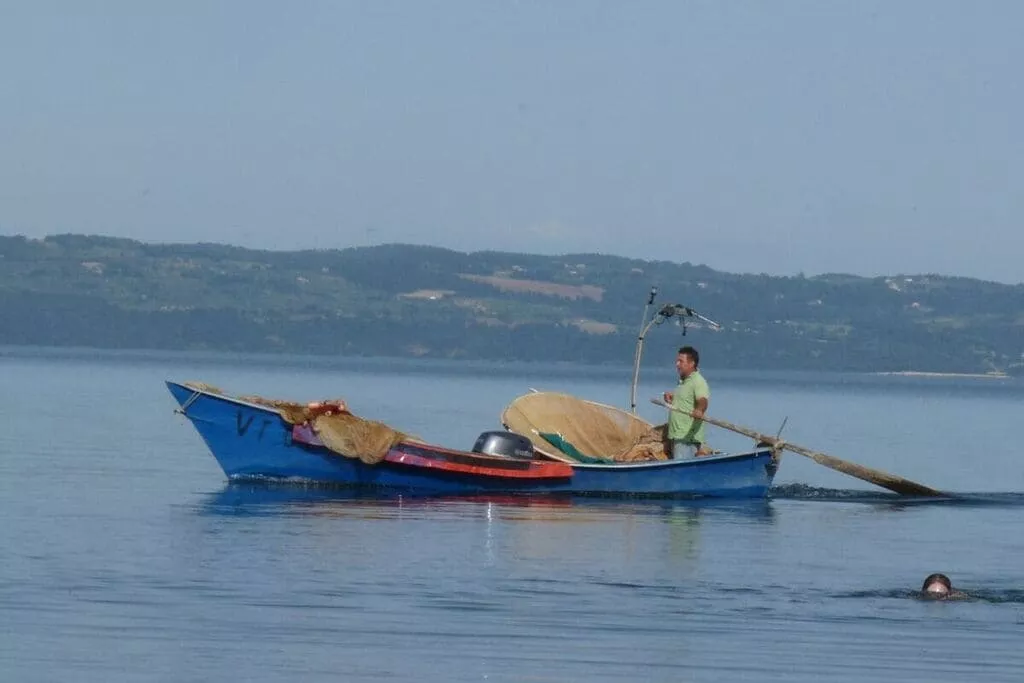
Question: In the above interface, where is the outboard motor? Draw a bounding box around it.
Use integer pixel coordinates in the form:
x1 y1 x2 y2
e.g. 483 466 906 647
471 431 535 460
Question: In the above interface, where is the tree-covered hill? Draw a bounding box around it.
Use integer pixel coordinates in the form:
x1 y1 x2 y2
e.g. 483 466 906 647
1 233 1022 374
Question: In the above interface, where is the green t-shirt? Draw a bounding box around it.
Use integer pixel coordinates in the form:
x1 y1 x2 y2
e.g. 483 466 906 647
668 370 710 443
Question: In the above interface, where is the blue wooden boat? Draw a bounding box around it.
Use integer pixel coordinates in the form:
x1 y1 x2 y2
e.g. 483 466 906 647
166 381 780 498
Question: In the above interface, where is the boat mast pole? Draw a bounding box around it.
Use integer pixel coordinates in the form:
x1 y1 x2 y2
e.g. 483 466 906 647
629 287 657 413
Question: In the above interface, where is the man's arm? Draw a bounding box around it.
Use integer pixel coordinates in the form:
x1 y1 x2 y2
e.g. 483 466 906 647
693 397 708 419
692 375 710 419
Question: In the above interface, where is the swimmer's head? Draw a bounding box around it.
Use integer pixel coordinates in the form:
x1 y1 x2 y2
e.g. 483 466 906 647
922 573 952 598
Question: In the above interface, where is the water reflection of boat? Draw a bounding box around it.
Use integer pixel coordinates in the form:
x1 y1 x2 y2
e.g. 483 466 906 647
168 381 778 499
201 482 575 515
200 482 777 522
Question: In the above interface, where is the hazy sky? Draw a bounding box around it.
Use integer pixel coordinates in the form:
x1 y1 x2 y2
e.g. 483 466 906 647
2 1 1022 282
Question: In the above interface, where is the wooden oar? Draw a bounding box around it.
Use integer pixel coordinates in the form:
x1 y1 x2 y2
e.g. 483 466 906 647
651 398 942 497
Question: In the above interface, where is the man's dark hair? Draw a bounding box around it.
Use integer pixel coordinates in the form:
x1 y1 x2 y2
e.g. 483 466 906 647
678 346 700 368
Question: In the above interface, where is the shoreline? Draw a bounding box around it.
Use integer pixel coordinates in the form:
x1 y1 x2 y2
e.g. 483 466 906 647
1 345 1018 380
873 371 1010 379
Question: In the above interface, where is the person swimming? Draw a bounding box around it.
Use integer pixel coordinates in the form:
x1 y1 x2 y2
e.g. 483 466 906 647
921 573 968 600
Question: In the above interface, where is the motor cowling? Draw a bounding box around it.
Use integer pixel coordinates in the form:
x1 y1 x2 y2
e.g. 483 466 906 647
471 431 535 460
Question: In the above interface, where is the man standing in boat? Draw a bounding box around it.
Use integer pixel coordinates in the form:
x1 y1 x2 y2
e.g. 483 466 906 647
662 346 710 460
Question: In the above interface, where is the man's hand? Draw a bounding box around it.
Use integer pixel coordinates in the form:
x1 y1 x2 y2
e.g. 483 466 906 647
692 407 705 419
663 391 674 404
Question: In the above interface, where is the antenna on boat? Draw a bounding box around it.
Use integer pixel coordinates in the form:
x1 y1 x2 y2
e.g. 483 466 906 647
629 294 721 414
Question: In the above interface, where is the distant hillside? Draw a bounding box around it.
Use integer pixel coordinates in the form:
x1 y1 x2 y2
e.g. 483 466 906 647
1 233 1022 374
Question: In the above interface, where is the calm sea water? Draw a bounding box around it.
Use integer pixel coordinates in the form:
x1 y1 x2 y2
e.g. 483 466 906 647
2 348 1023 682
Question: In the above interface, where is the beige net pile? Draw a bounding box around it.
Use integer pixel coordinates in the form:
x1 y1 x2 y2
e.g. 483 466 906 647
501 392 669 463
185 381 407 465
305 412 408 465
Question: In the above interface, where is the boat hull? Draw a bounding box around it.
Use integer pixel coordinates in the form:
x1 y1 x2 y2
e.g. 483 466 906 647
167 381 779 498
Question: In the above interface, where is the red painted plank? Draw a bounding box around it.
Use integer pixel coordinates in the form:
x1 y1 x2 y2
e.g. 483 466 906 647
383 449 573 480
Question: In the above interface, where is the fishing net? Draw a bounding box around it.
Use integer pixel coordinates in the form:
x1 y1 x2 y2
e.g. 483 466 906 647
307 412 408 465
184 381 407 465
501 392 669 463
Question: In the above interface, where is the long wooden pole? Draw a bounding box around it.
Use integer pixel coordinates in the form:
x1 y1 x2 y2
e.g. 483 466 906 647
651 399 942 497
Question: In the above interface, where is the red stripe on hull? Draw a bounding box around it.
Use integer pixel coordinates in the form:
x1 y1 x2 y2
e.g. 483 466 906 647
383 449 573 480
